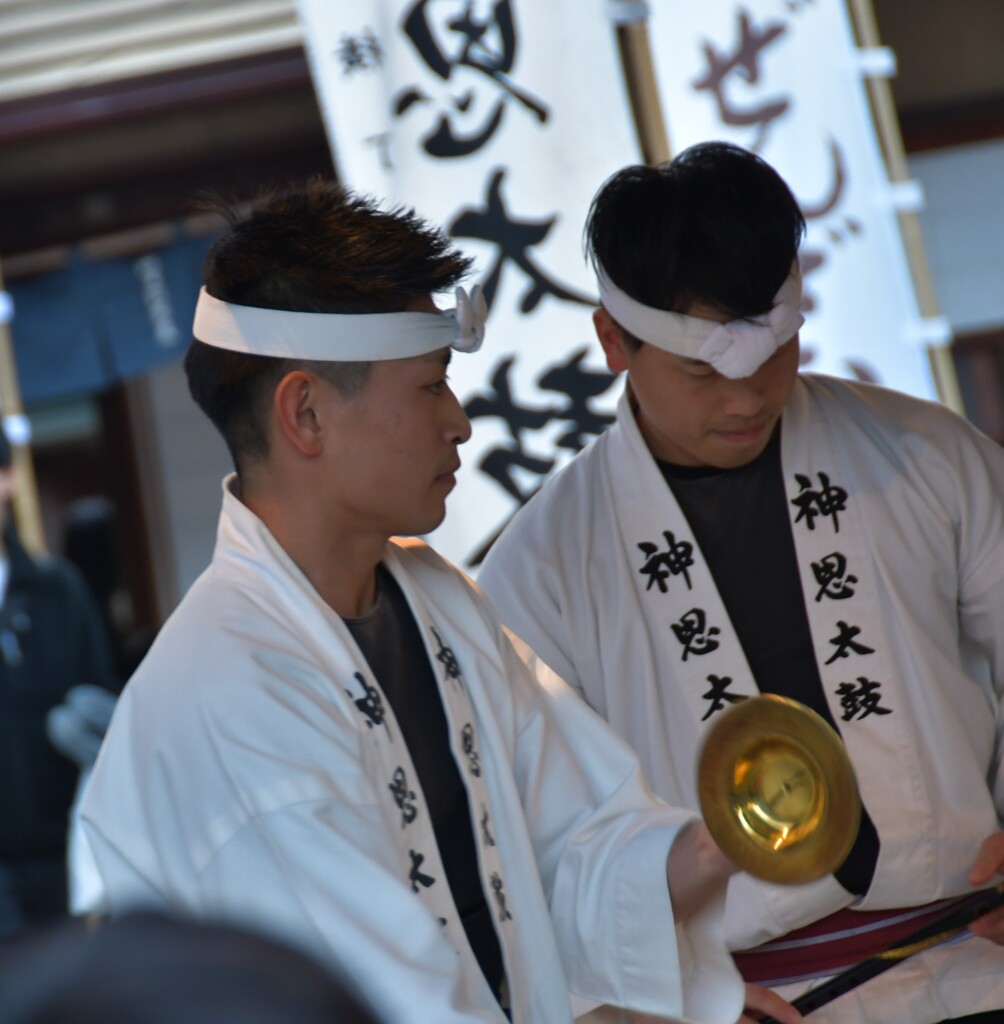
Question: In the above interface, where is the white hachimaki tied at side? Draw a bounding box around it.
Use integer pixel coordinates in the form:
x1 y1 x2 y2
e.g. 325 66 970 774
449 284 489 353
192 283 488 362
596 262 804 379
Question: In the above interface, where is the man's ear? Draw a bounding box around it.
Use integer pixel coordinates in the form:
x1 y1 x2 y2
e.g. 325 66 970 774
273 370 326 457
593 308 631 374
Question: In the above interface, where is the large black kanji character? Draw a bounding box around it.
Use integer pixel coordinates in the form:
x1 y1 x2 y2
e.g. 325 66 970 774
791 471 848 533
394 87 506 158
465 356 558 505
465 348 616 510
404 0 547 115
824 620 875 665
637 531 694 593
537 347 617 452
395 0 548 158
450 168 595 313
837 677 893 721
464 349 618 566
670 607 721 661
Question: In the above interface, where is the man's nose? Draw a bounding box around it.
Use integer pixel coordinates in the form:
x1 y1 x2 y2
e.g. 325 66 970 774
445 388 472 445
720 377 767 417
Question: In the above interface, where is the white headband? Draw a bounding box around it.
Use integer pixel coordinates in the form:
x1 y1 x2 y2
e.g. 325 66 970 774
192 285 488 361
596 263 804 379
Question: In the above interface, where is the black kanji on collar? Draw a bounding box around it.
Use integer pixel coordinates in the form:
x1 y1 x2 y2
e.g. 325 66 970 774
389 766 418 828
837 677 893 720
346 672 388 733
791 471 848 532
480 805 496 847
638 530 694 593
811 551 858 602
701 675 746 720
409 850 436 892
431 626 463 683
671 607 721 661
824 620 875 665
490 872 513 922
461 723 482 777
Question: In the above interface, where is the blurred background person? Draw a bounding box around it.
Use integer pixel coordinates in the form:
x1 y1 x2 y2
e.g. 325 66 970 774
61 495 155 683
0 426 116 938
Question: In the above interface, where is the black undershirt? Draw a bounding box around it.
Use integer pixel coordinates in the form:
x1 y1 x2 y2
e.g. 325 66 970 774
658 424 880 896
343 567 506 1002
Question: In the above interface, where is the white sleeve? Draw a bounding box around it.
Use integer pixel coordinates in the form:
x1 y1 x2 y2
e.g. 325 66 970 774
499 630 744 1024
951 423 1004 812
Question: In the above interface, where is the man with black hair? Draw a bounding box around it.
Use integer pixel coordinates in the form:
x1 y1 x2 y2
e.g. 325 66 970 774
480 142 1004 1024
77 181 795 1024
0 428 114 936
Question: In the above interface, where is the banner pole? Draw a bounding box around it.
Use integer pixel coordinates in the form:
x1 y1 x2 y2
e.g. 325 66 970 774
613 8 672 166
0 261 47 554
845 0 964 413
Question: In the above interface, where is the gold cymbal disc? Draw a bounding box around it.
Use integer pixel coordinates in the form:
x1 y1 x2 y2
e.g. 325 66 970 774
697 694 861 885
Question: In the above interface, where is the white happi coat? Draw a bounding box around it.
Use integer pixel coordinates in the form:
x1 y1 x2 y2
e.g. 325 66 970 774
77 481 744 1024
480 373 1004 1024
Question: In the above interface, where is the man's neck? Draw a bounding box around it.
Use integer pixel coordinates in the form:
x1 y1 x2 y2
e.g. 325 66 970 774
240 484 387 619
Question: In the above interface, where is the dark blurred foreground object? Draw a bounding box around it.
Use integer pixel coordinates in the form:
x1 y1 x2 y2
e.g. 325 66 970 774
0 911 381 1024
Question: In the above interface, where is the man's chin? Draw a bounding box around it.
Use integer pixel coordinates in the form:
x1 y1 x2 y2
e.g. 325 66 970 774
398 505 448 541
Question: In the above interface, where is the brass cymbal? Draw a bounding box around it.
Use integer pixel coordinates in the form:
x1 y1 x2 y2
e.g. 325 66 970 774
697 694 861 885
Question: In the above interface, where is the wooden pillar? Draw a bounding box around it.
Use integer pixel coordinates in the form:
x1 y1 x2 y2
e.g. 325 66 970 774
0 261 47 553
614 14 671 166
846 0 963 413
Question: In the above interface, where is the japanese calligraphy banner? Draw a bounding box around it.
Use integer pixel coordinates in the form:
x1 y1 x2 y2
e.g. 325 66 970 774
647 0 945 400
295 0 640 570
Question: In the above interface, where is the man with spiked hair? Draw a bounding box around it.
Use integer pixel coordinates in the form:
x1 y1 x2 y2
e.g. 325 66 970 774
78 181 796 1024
480 142 1004 1024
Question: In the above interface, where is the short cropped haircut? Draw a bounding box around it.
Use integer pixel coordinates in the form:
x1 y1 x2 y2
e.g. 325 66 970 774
585 142 805 347
185 179 472 475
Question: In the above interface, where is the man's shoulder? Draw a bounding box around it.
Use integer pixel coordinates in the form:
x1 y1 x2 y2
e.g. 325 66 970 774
799 372 967 436
129 564 300 695
802 371 939 410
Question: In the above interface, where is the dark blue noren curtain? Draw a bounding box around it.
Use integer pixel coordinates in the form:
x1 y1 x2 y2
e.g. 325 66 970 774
8 230 215 405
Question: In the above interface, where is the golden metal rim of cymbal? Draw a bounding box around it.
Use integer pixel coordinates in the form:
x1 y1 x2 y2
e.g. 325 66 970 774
697 694 862 885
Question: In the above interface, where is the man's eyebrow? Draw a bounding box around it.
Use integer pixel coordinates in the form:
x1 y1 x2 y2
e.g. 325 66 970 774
419 348 452 369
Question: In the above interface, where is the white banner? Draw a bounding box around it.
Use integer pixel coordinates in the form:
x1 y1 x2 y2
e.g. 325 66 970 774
648 0 945 400
295 0 640 569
